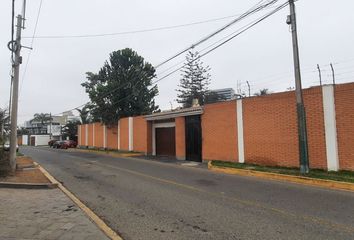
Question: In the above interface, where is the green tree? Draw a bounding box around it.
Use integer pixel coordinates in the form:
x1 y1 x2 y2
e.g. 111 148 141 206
176 51 211 108
62 120 80 141
254 88 270 96
31 113 52 125
82 48 159 125
0 108 10 143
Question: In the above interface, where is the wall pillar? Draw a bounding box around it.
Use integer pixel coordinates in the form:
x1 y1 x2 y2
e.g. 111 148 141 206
85 124 88 146
118 120 120 150
78 125 81 146
128 117 133 151
237 99 245 163
175 117 186 160
103 125 107 149
322 85 339 171
92 123 95 147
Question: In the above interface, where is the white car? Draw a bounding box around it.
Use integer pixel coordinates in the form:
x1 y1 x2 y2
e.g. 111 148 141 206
3 141 19 152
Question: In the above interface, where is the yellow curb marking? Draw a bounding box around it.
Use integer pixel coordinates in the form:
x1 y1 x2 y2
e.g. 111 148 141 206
208 162 354 193
37 163 123 240
91 160 354 234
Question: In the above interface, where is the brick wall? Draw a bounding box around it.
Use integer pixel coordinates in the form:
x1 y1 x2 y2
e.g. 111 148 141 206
93 123 104 148
175 117 186 160
87 124 93 147
335 83 354 171
133 116 148 153
106 125 118 150
243 92 299 167
119 118 129 151
79 125 85 146
202 101 238 162
303 87 327 169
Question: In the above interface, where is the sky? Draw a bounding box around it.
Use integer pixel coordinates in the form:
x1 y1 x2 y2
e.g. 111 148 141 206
1 0 354 124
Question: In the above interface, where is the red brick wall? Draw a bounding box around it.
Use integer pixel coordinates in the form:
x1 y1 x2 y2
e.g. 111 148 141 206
93 123 104 148
133 116 148 153
119 118 129 151
243 92 299 167
202 101 238 162
79 125 86 146
87 124 93 147
303 87 327 169
175 117 186 160
106 124 118 150
335 83 354 171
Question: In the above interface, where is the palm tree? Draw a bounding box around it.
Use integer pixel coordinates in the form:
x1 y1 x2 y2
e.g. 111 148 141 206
254 88 270 96
31 113 52 125
76 105 90 124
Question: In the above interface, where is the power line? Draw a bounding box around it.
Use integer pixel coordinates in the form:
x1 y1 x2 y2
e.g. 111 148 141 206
155 0 279 68
19 0 43 96
24 13 244 39
52 1 287 117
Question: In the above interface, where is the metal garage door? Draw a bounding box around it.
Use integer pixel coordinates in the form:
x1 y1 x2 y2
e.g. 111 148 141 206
155 127 176 156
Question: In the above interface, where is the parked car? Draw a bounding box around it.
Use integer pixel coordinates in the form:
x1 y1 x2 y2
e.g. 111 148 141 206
52 141 69 149
64 140 77 148
48 139 57 147
3 141 19 152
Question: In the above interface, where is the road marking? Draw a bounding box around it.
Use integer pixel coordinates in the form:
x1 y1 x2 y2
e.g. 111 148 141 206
37 164 123 240
91 160 354 234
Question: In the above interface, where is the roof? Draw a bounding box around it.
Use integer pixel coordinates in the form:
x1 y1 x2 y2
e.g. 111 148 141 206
144 106 203 121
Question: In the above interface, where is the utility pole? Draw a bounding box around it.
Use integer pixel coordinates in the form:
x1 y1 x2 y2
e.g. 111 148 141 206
317 64 322 86
287 0 309 174
330 63 335 85
9 14 23 172
49 113 52 140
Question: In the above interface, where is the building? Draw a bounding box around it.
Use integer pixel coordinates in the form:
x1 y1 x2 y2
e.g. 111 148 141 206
209 88 236 101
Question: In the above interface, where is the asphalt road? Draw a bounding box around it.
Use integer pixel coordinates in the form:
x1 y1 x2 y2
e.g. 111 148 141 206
21 146 354 240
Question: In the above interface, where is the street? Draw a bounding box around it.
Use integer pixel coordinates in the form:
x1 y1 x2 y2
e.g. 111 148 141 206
21 146 354 240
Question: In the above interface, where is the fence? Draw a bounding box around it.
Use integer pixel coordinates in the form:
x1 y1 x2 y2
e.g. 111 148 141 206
78 82 354 171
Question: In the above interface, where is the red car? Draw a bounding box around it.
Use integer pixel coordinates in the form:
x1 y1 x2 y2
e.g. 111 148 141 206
64 140 77 148
53 141 69 149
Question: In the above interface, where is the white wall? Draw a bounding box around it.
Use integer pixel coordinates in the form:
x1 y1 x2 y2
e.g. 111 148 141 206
31 135 51 146
22 135 29 145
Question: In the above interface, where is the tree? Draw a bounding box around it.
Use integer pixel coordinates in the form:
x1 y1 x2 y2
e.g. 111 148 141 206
17 127 29 135
82 48 159 125
62 120 80 141
254 88 270 96
0 108 10 142
76 104 90 124
31 113 52 125
176 51 211 108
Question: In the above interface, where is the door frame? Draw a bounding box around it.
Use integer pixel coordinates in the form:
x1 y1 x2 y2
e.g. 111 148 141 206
185 115 202 162
152 122 176 156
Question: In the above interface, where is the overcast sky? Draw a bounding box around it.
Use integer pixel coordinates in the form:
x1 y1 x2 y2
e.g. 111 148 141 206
1 0 354 124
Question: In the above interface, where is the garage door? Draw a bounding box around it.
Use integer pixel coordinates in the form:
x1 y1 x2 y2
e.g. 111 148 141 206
155 127 176 156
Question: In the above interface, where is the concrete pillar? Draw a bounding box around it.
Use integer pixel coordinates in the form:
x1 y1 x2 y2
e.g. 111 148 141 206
85 124 88 146
118 120 120 150
237 99 245 163
128 117 133 151
103 125 107 149
322 85 339 171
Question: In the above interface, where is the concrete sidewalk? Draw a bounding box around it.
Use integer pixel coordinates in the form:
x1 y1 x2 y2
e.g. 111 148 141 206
0 188 109 240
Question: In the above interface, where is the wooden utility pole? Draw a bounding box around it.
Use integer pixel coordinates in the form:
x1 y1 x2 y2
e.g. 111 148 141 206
287 0 309 174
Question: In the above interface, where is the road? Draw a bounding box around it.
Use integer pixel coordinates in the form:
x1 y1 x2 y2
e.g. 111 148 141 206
21 146 354 240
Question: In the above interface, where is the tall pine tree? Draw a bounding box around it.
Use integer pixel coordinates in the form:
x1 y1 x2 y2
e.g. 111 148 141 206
176 51 211 108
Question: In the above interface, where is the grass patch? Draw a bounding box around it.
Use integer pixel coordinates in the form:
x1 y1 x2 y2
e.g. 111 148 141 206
211 160 354 184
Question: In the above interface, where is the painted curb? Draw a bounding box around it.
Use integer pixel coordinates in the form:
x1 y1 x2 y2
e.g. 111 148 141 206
208 162 354 192
37 163 123 240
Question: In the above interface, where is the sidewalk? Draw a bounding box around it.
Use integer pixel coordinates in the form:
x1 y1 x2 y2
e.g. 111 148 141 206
0 188 109 240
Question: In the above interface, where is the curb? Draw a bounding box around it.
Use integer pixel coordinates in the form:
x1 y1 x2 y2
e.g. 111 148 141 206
69 148 142 158
37 163 123 240
208 162 354 192
0 182 57 189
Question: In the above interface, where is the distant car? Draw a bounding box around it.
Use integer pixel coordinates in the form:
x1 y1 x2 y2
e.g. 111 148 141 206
48 139 57 147
64 140 77 148
3 141 19 152
52 141 69 149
